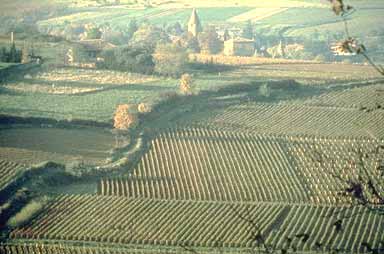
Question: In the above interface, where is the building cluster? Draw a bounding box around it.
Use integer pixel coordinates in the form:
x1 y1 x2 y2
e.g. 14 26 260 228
187 8 256 57
66 8 256 66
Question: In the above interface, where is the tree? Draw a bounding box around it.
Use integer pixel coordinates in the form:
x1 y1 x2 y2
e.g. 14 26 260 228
242 20 254 39
113 104 138 130
100 46 155 74
153 43 188 77
130 24 169 50
86 27 102 39
167 22 184 36
198 26 222 54
127 19 138 40
184 33 200 53
180 73 193 95
328 0 384 75
0 47 7 62
138 103 152 113
223 28 230 41
71 44 89 63
8 43 21 63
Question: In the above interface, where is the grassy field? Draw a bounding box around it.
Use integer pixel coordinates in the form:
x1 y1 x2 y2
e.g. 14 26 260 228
0 62 18 70
0 127 115 165
0 67 178 123
25 0 383 41
0 63 381 123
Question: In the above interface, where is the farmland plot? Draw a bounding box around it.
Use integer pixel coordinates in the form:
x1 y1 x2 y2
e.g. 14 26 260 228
8 195 382 253
0 160 24 193
4 68 158 95
0 68 175 122
302 83 384 110
9 195 286 248
202 103 384 139
99 127 309 202
286 136 384 204
227 8 289 23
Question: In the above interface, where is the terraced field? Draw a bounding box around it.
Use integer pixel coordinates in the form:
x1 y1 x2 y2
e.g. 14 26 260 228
99 126 383 205
303 83 384 109
0 160 24 193
201 103 384 139
286 136 384 204
10 195 285 248
266 205 384 253
8 195 383 253
99 128 308 202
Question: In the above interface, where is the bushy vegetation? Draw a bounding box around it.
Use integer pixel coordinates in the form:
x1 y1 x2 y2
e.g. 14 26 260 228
179 73 193 95
0 43 22 63
113 104 138 130
153 43 188 77
99 46 154 74
7 198 48 228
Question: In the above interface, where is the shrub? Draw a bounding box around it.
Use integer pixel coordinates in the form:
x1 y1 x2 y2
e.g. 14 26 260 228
7 198 48 228
198 26 222 54
259 83 271 98
100 46 154 74
138 103 152 113
180 73 193 95
113 104 138 130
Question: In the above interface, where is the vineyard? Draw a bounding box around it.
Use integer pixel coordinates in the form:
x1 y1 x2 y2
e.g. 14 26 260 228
98 127 383 206
0 160 24 193
9 195 284 248
8 195 383 253
99 128 309 202
303 83 384 110
200 103 384 139
286 136 384 204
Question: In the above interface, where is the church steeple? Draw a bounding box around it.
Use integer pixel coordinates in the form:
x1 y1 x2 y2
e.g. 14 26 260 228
188 8 202 37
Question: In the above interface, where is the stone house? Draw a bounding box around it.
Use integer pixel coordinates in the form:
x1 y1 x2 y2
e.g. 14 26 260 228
223 38 255 56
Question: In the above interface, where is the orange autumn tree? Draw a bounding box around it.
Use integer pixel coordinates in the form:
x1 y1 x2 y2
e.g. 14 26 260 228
113 104 138 130
180 73 193 95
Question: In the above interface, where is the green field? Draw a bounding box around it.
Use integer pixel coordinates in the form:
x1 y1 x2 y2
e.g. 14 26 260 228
0 62 18 70
0 68 179 123
0 127 115 165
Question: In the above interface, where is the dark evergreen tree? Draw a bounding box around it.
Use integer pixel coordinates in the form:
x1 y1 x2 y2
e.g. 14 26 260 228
9 42 17 62
0 47 7 62
242 20 254 39
127 19 138 40
198 26 222 54
223 29 230 41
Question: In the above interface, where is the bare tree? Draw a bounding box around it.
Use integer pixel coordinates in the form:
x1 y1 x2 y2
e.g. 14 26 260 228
328 0 384 75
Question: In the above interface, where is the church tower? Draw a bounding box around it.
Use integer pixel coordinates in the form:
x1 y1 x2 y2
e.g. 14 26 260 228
188 8 202 37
